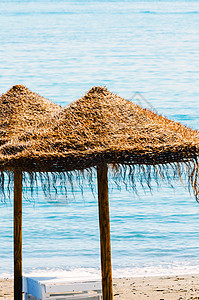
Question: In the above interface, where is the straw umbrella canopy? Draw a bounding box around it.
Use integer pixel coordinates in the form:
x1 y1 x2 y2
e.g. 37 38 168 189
1 86 199 171
0 85 61 300
0 84 61 151
0 86 199 300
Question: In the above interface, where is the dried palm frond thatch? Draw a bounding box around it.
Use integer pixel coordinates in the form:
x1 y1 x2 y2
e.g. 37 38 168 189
0 84 61 147
0 86 198 200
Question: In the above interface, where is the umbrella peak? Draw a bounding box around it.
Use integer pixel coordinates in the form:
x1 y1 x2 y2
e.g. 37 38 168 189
86 86 109 95
70 86 112 108
66 86 127 112
8 84 29 93
0 84 60 111
0 85 61 145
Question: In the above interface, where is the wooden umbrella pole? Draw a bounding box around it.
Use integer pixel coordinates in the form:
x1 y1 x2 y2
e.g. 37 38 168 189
14 170 23 300
97 163 113 300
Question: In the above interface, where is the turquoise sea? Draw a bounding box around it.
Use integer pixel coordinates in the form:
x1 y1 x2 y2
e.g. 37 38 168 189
0 0 199 278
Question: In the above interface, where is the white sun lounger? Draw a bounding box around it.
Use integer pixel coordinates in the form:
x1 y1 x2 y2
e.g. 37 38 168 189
23 277 102 300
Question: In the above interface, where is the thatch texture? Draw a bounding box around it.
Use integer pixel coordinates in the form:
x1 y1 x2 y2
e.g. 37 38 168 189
0 86 198 199
0 85 61 147
1 86 198 170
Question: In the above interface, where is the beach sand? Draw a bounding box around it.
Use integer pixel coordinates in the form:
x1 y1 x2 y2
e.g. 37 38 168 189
1 274 199 299
0 279 13 299
114 274 199 300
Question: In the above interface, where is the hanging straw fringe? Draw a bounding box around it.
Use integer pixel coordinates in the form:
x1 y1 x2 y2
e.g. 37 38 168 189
0 158 198 202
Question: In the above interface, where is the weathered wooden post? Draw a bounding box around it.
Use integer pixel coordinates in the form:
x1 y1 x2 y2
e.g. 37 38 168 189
14 170 23 300
97 163 113 300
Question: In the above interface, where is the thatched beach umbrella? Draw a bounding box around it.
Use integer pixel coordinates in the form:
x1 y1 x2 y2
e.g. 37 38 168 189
1 86 199 300
0 85 60 147
0 85 61 300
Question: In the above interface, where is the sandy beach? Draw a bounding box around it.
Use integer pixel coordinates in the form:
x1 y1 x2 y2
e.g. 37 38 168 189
114 274 199 300
0 279 13 299
1 274 199 299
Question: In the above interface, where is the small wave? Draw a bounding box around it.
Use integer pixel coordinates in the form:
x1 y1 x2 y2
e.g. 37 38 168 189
113 263 199 278
1 262 199 280
138 10 199 14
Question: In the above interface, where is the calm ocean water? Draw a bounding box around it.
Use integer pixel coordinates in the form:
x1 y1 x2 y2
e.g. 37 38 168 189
0 0 199 278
